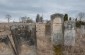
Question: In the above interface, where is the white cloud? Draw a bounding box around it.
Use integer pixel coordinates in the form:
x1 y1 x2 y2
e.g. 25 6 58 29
0 0 85 21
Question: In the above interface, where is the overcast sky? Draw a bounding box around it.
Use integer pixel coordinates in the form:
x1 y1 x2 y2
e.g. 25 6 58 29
0 0 85 22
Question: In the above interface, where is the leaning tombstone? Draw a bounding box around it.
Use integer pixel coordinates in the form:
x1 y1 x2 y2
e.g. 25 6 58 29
0 35 15 55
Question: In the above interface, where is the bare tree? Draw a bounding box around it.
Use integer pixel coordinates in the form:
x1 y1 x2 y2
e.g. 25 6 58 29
78 12 85 21
6 14 11 23
20 16 27 23
26 17 33 23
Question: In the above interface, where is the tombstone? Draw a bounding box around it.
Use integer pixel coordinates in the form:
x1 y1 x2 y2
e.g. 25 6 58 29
51 13 64 55
10 25 37 55
81 25 85 35
64 21 75 46
0 35 15 55
64 20 76 55
36 22 53 55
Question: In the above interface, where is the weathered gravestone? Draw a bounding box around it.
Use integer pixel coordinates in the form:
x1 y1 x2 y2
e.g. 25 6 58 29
51 13 64 55
36 22 53 55
10 25 37 55
0 35 15 55
64 21 75 46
